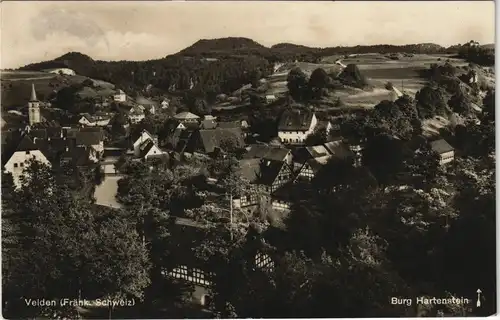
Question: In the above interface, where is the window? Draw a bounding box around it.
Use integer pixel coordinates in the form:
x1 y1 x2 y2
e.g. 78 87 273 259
26 151 30 155
20 163 24 168
13 163 18 168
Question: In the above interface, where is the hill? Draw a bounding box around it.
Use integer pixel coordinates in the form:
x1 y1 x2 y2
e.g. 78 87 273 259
178 37 270 56
1 71 115 109
13 38 468 106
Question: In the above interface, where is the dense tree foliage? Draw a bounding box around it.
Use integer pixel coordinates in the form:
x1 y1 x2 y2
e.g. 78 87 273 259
415 85 448 119
3 161 150 319
287 67 309 102
458 41 495 66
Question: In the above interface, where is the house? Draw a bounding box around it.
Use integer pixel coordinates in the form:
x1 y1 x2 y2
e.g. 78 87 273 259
113 89 127 102
78 113 112 127
186 128 244 155
430 139 455 165
129 106 145 124
242 144 292 165
296 156 331 181
168 129 195 153
174 112 200 124
294 141 354 180
137 139 166 160
161 99 170 109
61 146 99 167
135 96 158 114
176 121 200 131
132 130 157 156
65 127 105 157
467 70 479 84
278 109 318 145
265 94 277 104
235 158 294 211
3 134 51 189
42 68 76 76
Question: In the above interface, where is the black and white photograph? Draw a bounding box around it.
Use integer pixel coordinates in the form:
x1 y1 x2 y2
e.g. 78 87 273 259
0 1 496 318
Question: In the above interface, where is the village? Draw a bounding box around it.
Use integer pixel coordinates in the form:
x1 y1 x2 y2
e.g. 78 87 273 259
1 1 496 318
3 78 460 212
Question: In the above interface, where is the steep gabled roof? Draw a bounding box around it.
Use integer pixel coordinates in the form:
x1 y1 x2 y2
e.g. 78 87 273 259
259 159 286 186
80 113 95 122
242 144 291 162
16 134 38 151
75 130 103 146
305 145 330 158
138 139 156 158
30 83 38 102
278 109 314 131
196 128 244 153
323 141 354 159
239 158 262 183
430 139 454 154
174 112 200 120
132 129 155 144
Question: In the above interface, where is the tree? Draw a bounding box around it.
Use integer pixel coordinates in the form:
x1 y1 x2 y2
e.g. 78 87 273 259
287 67 308 102
440 158 495 316
337 64 367 88
249 69 262 88
481 89 495 125
399 137 441 189
308 68 330 99
3 161 151 319
89 211 151 319
448 90 472 115
362 134 405 186
111 112 128 136
415 85 447 119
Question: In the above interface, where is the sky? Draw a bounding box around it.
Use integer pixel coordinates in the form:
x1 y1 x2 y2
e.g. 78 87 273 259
0 1 495 68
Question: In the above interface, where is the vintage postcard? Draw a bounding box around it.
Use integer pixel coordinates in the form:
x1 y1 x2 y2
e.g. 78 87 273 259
0 1 495 318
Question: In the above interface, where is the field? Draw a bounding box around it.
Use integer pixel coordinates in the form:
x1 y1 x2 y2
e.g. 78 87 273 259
1 71 115 109
263 53 470 108
1 71 57 81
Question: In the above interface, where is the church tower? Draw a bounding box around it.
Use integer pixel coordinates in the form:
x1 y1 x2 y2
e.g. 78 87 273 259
28 83 41 125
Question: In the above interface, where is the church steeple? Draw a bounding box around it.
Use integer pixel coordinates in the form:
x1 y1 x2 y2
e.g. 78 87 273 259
28 83 41 125
30 83 38 102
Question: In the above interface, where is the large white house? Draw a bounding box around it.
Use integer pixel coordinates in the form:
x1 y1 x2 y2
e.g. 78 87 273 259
278 109 317 145
3 135 51 189
78 113 112 127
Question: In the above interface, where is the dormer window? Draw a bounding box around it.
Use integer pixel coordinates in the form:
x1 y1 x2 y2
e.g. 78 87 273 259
26 151 30 155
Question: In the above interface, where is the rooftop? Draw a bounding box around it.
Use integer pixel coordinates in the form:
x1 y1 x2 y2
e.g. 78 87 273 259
243 144 291 162
278 109 315 131
174 112 200 120
430 139 454 154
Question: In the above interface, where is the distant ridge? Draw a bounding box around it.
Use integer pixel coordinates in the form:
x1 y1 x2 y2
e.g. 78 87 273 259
18 37 472 69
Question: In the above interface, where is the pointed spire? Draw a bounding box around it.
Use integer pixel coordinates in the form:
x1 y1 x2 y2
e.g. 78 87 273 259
30 83 38 102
